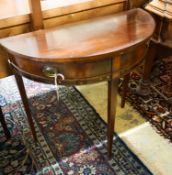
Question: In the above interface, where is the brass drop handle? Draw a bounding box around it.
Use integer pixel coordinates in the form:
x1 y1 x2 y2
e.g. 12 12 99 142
42 66 57 77
56 73 65 84
42 65 65 101
42 66 65 81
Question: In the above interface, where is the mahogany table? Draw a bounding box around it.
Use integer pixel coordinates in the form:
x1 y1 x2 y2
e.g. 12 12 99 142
0 8 155 158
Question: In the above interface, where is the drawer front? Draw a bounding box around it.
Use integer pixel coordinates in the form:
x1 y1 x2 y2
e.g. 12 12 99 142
11 43 147 85
13 58 111 85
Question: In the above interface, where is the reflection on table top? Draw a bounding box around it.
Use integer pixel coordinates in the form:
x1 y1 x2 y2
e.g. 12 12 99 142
0 8 155 63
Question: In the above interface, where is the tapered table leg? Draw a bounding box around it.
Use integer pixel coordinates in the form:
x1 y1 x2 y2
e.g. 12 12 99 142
14 73 37 141
107 79 118 159
0 106 11 139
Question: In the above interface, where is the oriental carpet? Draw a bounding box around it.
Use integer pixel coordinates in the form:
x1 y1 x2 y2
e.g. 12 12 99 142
122 56 172 142
0 76 152 175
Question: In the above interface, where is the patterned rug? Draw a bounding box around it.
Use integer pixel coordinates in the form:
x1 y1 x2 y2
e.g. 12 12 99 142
124 56 172 142
0 76 152 175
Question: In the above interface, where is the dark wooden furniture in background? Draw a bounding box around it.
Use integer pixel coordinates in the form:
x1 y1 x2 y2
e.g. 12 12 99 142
0 7 155 158
136 0 172 100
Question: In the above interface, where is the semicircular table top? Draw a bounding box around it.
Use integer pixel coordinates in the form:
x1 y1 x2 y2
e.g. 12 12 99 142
0 8 155 63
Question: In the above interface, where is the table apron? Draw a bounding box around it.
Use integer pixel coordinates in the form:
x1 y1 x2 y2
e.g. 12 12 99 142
10 43 147 85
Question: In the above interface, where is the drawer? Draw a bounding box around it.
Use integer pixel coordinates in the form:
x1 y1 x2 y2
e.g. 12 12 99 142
13 57 111 85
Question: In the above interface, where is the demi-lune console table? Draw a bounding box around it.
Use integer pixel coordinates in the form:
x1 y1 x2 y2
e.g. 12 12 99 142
0 8 155 158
